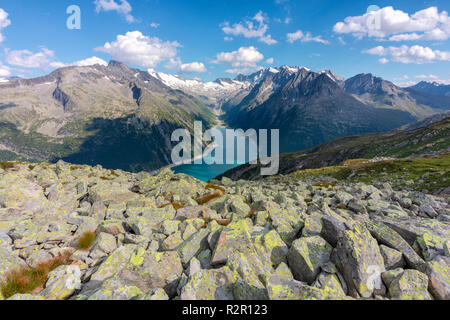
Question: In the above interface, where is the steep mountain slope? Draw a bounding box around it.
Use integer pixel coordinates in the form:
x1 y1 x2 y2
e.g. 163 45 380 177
344 73 450 117
409 81 450 97
219 116 450 181
0 61 216 171
225 66 417 153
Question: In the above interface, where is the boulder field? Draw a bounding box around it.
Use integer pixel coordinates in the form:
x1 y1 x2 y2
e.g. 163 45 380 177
0 161 448 300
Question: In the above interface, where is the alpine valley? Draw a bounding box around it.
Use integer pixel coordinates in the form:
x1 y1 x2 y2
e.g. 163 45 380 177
1 61 449 173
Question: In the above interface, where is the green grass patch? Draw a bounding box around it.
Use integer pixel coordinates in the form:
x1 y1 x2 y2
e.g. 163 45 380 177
0 252 72 299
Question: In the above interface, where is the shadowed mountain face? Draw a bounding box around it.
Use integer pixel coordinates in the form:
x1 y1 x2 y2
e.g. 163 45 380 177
0 61 216 171
225 67 421 154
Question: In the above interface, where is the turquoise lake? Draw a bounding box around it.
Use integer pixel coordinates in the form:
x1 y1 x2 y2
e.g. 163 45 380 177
171 128 252 181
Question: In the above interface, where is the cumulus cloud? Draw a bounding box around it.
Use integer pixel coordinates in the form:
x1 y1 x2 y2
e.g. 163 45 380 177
5 47 65 70
265 57 274 64
96 31 181 68
287 30 330 44
0 8 11 43
150 22 160 28
378 58 389 64
94 0 135 23
73 56 108 67
213 46 264 74
333 6 450 41
164 58 207 73
364 45 450 64
179 62 207 73
221 11 277 45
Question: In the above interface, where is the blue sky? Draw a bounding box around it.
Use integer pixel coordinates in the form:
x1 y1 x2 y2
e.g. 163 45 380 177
0 0 449 86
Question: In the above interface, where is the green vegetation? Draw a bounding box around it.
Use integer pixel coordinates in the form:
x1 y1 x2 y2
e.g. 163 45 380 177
0 252 72 299
289 155 450 194
76 231 97 250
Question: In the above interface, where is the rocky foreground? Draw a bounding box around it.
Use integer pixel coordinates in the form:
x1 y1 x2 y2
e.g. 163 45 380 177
0 161 449 300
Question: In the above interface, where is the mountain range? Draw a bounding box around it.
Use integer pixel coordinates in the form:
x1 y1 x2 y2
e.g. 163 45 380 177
1 61 449 172
410 81 450 97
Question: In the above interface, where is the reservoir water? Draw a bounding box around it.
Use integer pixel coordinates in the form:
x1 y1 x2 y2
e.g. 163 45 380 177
172 127 253 181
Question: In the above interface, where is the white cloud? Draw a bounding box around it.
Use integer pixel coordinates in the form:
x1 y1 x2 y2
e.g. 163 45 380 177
378 58 389 64
0 8 11 43
0 61 11 79
415 74 439 79
265 57 274 64
221 11 277 45
163 57 207 74
96 31 181 68
179 62 207 73
213 46 264 74
94 0 135 23
287 30 330 44
224 36 233 41
73 56 108 67
338 36 346 45
333 6 450 41
364 45 450 64
150 22 160 28
5 47 64 71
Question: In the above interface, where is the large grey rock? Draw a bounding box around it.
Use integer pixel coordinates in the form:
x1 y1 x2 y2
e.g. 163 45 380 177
335 223 385 298
180 267 235 300
287 236 332 284
389 269 432 300
425 256 450 300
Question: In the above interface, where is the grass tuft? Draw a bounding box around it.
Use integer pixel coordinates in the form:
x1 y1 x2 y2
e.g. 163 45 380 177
0 162 16 170
0 251 72 299
76 231 97 250
159 202 185 210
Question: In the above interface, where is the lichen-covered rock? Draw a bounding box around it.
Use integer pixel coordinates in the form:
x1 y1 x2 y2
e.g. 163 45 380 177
274 262 294 281
97 220 125 236
335 223 385 298
87 245 136 290
89 232 117 259
312 272 346 297
161 219 181 236
380 245 405 270
176 228 210 265
137 288 170 300
287 236 332 284
301 213 323 237
320 216 350 247
116 248 183 297
388 269 432 300
227 251 270 300
365 220 426 272
425 256 450 300
416 233 447 261
211 219 253 266
41 265 81 300
382 268 404 289
180 267 235 300
266 275 345 300
254 230 288 267
160 232 183 251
